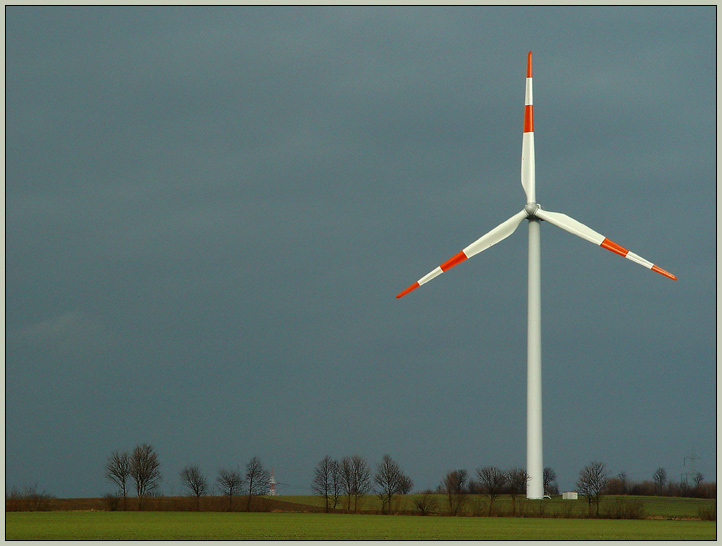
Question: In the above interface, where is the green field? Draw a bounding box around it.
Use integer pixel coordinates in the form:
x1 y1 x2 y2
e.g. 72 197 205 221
285 493 715 519
5 511 716 540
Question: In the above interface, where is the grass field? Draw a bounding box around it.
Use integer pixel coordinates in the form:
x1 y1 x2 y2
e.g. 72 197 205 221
5 511 717 540
284 493 715 519
17 492 714 519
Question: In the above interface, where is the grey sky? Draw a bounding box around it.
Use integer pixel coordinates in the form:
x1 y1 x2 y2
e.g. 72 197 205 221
6 6 715 497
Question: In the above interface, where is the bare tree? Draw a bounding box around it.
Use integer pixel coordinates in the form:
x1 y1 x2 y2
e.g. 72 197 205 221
339 456 355 512
507 468 529 516
477 466 507 516
129 443 161 510
374 454 412 514
398 474 414 495
245 456 270 511
440 469 468 516
180 465 208 510
413 491 438 515
351 455 372 513
340 455 372 513
217 468 244 511
543 467 557 496
329 459 342 509
576 461 608 516
312 455 339 513
693 472 704 488
105 450 131 509
652 467 667 494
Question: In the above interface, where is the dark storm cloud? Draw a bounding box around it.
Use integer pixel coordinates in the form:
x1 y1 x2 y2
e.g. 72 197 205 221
6 6 715 497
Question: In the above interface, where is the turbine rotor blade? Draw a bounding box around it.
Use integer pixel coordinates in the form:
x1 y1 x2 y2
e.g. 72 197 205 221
521 51 535 204
534 208 677 280
396 209 529 298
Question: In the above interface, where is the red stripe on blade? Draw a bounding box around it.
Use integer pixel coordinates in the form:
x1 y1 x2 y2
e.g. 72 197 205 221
396 282 420 299
440 251 468 272
600 238 629 257
524 105 534 133
652 265 677 281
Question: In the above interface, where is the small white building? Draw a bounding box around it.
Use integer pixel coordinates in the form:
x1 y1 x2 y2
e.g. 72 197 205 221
562 491 578 500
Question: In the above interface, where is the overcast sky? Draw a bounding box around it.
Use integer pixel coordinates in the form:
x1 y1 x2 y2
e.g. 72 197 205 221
6 6 715 498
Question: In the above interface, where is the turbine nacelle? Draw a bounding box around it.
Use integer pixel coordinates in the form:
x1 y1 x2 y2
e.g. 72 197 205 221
524 203 540 217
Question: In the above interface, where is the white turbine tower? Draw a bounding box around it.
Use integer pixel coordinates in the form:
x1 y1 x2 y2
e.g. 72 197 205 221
396 51 676 500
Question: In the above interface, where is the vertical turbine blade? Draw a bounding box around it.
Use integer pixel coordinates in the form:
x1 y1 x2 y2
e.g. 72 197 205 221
396 210 529 298
521 51 535 204
534 208 677 280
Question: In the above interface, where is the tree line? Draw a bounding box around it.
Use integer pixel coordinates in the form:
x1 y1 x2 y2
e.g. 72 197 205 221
6 446 714 515
422 466 549 517
99 446 711 515
593 464 714 500
5 484 54 512
571 461 715 517
311 458 590 517
312 454 413 514
105 443 270 511
310 455 563 516
311 456 715 518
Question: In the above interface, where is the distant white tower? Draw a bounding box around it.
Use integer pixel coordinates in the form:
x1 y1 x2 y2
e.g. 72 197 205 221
269 467 278 496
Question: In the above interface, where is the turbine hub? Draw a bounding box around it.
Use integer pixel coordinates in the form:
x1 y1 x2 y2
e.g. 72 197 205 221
525 202 540 217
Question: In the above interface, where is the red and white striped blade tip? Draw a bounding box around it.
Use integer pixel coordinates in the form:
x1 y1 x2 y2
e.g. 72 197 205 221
651 265 677 281
396 283 419 299
599 238 677 281
527 51 532 77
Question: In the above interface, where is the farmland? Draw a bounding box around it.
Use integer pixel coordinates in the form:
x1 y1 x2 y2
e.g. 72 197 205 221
5 511 716 541
281 493 716 519
5 494 716 540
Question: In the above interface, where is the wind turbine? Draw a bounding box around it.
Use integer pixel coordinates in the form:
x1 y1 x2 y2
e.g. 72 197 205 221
396 52 676 500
